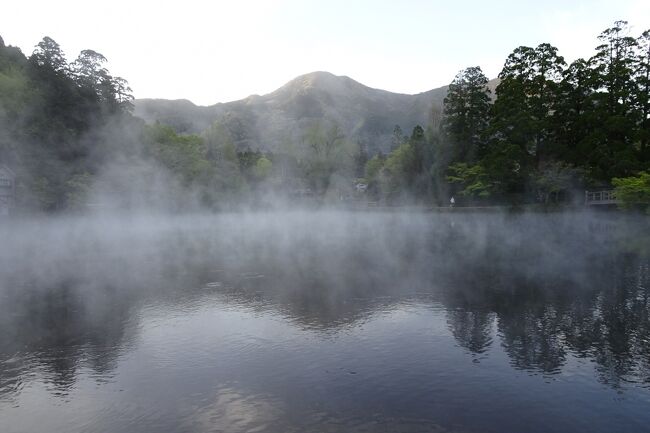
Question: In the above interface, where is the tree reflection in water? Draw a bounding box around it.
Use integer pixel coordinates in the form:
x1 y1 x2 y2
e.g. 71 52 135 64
0 211 648 404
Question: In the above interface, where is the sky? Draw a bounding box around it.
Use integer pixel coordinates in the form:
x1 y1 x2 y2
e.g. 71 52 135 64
2 0 649 106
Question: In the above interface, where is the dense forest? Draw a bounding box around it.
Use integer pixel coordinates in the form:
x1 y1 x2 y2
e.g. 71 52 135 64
0 20 649 212
367 20 650 208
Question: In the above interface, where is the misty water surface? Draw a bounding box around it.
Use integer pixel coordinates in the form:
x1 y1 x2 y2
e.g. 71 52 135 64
0 211 649 433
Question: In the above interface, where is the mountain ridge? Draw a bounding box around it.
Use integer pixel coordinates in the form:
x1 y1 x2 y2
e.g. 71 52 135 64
134 71 496 154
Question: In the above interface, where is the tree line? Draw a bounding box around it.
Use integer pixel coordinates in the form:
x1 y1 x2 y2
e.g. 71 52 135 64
1 20 649 212
0 35 136 210
0 33 369 211
365 20 650 209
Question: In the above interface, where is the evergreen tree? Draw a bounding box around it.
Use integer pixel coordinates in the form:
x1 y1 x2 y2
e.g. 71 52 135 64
586 21 639 179
391 125 404 151
591 21 637 117
635 30 650 161
31 36 68 73
442 66 491 164
483 43 565 195
552 59 593 165
494 44 565 167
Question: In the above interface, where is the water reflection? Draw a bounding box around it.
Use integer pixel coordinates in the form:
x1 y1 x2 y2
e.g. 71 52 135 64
440 255 650 386
0 212 649 432
0 284 138 399
446 309 495 359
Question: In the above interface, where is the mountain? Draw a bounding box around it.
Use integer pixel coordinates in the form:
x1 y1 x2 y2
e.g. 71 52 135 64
134 71 495 155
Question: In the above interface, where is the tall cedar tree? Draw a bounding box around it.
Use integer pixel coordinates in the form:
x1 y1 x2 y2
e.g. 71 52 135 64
586 20 639 178
442 66 491 164
635 30 650 161
482 44 565 194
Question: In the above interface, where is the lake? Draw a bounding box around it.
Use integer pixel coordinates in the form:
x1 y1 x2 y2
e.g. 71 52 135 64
0 211 649 433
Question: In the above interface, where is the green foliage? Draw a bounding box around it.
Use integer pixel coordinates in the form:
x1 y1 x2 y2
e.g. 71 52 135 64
301 122 359 194
146 124 211 184
0 66 29 110
201 120 247 197
204 121 237 162
253 156 272 180
382 142 416 200
578 20 642 178
391 125 404 151
31 37 68 73
442 66 491 163
533 161 581 204
364 155 384 181
359 124 436 203
363 154 386 200
2 20 650 211
489 43 565 177
635 30 650 159
612 171 650 211
438 20 650 206
0 65 30 162
447 163 494 198
0 35 139 211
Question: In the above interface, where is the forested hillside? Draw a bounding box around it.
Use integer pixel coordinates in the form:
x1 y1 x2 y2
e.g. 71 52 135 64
0 36 253 211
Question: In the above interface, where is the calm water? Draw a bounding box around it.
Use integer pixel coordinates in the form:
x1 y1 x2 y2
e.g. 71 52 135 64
0 211 649 433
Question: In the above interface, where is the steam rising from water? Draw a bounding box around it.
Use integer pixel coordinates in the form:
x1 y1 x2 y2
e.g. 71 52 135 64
1 210 640 291
1 209 646 363
0 210 649 433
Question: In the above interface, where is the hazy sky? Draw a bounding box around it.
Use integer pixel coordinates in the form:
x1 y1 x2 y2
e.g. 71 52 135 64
2 0 649 105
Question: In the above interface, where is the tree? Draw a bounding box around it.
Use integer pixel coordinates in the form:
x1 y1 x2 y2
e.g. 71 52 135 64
302 121 358 195
493 44 565 167
533 161 581 204
391 125 404 151
552 58 593 165
442 66 491 163
447 162 494 199
409 124 435 199
72 50 108 87
585 21 639 179
108 76 134 113
202 121 245 196
612 171 650 212
31 37 68 73
253 156 273 181
382 142 416 202
146 124 211 185
635 30 650 160
410 125 426 170
364 154 385 200
0 41 30 164
591 21 638 117
365 154 385 181
354 140 368 177
71 49 132 113
483 43 566 196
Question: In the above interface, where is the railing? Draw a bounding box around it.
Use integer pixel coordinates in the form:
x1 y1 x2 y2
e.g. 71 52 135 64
585 190 619 205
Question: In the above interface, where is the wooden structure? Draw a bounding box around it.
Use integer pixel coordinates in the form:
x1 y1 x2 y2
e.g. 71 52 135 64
0 165 15 216
585 190 619 206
